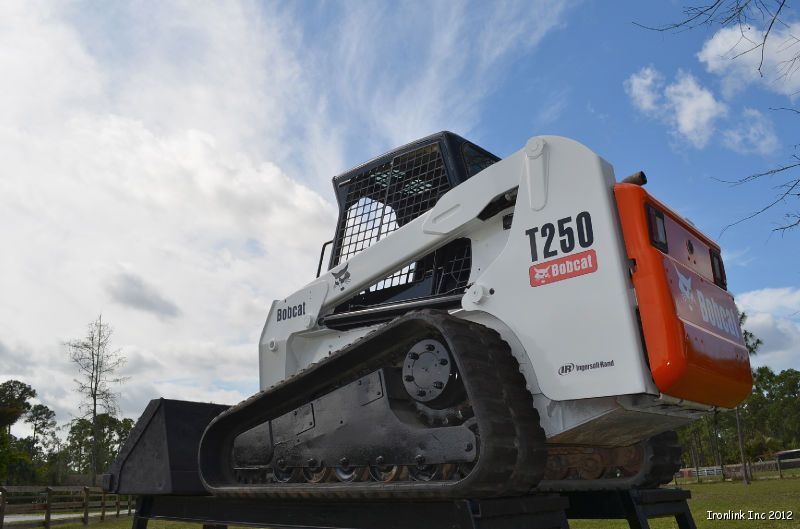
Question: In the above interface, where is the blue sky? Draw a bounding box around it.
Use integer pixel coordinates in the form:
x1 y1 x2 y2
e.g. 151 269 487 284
1 1 797 430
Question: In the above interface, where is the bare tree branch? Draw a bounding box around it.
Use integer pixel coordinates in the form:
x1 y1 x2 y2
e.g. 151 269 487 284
769 106 800 114
66 314 128 486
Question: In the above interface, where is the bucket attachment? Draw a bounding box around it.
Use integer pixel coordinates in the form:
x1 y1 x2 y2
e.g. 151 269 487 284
103 398 228 495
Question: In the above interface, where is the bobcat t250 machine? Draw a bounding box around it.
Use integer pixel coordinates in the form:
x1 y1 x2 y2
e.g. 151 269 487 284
106 132 751 503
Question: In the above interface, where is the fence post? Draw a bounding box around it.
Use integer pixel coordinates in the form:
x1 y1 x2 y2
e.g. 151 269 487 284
44 487 53 529
115 494 120 517
82 486 89 525
776 457 783 479
127 496 132 515
100 491 106 521
0 486 7 529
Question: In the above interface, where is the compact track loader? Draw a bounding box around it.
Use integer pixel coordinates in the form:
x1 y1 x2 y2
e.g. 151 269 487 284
106 133 751 502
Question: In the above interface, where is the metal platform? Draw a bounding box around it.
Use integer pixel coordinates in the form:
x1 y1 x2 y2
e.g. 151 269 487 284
132 494 570 529
566 487 696 529
130 488 697 529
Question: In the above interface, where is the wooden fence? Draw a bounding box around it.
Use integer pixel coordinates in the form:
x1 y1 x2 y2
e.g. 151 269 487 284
678 456 800 480
0 486 134 529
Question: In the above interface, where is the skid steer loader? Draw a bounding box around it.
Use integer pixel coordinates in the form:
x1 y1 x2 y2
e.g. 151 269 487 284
105 132 751 501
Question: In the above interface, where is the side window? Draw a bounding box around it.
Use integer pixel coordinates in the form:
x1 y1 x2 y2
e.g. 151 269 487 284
339 197 415 290
339 196 397 259
462 142 498 177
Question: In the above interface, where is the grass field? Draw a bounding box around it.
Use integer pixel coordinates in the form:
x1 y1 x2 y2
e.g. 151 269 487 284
573 478 800 529
45 477 800 529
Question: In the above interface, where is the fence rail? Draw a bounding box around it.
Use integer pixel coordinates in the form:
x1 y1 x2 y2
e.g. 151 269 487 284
678 457 800 480
0 486 134 529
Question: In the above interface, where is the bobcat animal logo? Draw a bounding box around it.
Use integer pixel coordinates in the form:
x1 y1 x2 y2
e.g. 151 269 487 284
332 264 351 291
533 266 549 282
676 266 694 310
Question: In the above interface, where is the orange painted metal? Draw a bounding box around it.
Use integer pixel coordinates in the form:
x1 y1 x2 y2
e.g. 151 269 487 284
614 184 752 408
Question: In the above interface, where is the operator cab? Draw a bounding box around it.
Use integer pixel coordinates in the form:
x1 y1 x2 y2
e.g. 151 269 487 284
323 132 499 327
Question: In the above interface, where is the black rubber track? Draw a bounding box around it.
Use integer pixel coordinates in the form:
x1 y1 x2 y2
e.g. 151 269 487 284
198 310 547 500
536 431 683 491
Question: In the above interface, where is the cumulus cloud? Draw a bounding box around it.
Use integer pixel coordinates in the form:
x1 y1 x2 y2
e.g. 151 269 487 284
625 67 726 148
0 1 568 431
624 65 664 114
722 108 780 155
664 72 728 148
698 23 800 99
738 287 800 317
737 287 800 373
625 67 781 155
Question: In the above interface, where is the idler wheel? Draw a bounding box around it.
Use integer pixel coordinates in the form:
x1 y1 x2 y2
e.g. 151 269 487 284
403 339 453 403
302 463 331 483
334 465 367 482
577 453 605 480
408 463 443 481
272 466 301 483
368 464 403 482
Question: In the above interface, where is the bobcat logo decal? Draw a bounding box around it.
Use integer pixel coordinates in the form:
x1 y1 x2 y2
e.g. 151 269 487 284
532 266 550 281
676 265 695 310
331 264 351 291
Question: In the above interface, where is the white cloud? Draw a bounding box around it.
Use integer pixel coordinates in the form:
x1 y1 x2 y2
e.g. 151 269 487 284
625 67 727 148
698 23 800 99
318 1 570 160
737 287 800 373
664 71 728 148
624 65 664 114
0 1 568 431
723 108 780 155
738 287 800 317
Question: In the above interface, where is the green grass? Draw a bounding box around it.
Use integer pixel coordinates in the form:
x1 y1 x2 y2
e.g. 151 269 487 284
573 478 800 529
55 518 252 529
41 479 800 529
55 519 247 529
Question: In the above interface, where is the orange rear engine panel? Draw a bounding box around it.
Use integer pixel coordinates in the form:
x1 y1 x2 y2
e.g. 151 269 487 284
614 184 752 408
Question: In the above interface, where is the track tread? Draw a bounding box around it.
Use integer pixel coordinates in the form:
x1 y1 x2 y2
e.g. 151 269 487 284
199 310 546 499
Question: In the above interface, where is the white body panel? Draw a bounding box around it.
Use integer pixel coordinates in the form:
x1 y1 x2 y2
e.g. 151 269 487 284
258 136 692 441
459 137 656 400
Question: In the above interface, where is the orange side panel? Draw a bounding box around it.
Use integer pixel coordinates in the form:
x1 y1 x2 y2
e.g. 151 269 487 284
614 184 752 408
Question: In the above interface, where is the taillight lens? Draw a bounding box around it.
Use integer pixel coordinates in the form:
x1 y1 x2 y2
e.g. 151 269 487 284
646 204 668 252
710 249 727 290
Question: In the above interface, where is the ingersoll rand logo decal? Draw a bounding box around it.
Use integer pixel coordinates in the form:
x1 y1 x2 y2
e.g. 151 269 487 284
525 212 598 287
558 360 615 376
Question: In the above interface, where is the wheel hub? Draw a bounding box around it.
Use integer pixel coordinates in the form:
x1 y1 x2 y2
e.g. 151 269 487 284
402 339 452 403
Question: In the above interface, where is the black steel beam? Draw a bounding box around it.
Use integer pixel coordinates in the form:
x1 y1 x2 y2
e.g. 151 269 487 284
134 494 569 529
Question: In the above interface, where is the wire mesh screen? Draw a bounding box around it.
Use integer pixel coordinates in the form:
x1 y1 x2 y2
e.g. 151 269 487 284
331 143 452 294
436 239 472 294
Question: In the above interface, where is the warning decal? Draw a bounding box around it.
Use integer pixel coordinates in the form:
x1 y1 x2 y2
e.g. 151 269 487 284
529 249 598 287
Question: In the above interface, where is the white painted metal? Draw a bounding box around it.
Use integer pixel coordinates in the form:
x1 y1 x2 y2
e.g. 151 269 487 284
257 135 695 442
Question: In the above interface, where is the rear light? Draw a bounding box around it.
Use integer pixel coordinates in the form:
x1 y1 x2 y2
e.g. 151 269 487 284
710 249 728 290
646 205 668 252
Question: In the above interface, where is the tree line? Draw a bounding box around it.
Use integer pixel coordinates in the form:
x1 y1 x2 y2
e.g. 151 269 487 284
0 316 130 485
677 365 800 469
